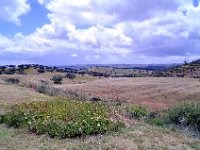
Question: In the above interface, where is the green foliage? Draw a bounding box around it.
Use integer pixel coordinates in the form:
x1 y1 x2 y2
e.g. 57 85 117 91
165 102 200 130
125 105 148 120
146 118 164 126
4 78 20 84
51 75 63 84
1 99 124 138
0 115 4 124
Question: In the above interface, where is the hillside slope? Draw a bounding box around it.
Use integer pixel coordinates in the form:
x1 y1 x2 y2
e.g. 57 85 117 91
154 60 200 78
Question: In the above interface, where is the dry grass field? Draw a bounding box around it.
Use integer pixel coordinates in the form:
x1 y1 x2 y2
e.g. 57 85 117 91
56 77 200 110
0 84 53 106
1 75 200 110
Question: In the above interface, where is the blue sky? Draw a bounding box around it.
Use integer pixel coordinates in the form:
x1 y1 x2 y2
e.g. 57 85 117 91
0 0 49 36
0 0 200 65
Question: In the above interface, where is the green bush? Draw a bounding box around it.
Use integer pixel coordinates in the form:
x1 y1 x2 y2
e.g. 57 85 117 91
1 99 124 138
146 118 164 126
165 102 200 130
4 78 20 84
125 105 148 120
0 115 4 123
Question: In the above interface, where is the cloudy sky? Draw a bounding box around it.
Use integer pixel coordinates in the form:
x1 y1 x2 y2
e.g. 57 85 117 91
0 0 200 65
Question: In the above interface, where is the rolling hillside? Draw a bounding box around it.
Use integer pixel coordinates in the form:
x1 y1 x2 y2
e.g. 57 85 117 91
154 59 200 78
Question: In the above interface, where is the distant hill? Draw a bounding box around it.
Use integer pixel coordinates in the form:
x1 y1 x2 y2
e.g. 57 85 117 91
59 64 178 71
0 63 181 77
154 59 200 78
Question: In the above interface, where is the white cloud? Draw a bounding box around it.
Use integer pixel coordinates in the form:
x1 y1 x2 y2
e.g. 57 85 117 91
0 0 200 64
0 0 30 25
71 53 77 57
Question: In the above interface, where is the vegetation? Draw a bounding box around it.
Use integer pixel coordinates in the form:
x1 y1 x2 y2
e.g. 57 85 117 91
146 118 164 126
0 64 153 77
0 99 124 138
4 78 20 84
51 75 63 84
88 67 151 78
164 102 200 131
65 73 76 80
37 68 45 73
125 105 148 120
155 59 200 78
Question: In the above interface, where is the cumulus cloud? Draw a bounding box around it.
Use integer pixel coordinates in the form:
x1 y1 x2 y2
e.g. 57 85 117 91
0 0 200 64
0 0 30 25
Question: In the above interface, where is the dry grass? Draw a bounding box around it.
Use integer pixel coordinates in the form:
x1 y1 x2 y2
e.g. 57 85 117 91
0 82 53 106
1 75 200 111
0 73 98 86
56 77 200 110
0 122 199 150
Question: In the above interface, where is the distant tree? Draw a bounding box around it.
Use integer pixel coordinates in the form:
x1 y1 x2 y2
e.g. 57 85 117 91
184 60 188 65
0 66 6 71
79 71 86 76
39 65 45 70
4 69 15 75
51 75 63 84
18 65 25 70
65 73 76 80
8 65 16 68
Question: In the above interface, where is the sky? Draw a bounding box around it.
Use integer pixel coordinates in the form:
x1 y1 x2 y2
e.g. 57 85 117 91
0 0 200 65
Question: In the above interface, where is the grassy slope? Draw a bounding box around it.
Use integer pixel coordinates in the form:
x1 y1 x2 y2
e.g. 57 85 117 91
0 122 199 150
89 67 151 77
160 60 200 77
0 82 54 110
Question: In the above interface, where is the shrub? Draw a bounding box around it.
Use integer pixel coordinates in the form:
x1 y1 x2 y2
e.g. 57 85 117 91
37 69 45 73
65 73 76 80
4 70 15 75
40 80 49 85
0 114 4 123
165 102 200 130
51 75 63 84
125 105 148 120
36 84 48 94
146 118 164 126
4 78 20 84
0 99 124 138
90 97 102 102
